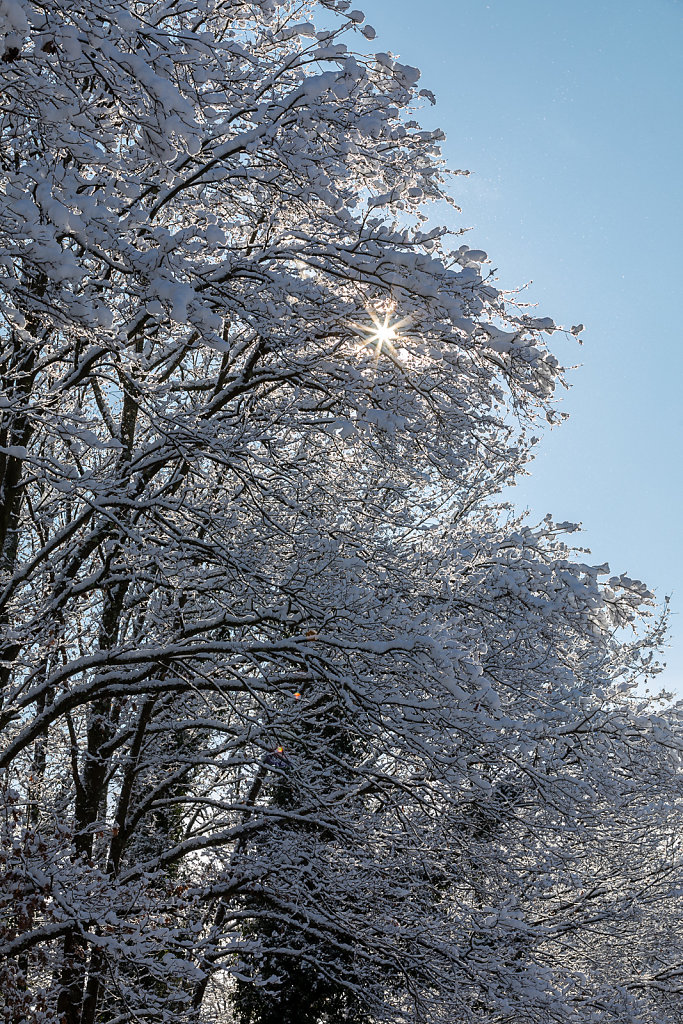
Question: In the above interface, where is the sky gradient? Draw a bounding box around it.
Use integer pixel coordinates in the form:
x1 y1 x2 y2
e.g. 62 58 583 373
358 0 683 692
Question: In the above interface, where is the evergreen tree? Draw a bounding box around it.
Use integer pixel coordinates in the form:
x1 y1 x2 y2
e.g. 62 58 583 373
232 709 374 1024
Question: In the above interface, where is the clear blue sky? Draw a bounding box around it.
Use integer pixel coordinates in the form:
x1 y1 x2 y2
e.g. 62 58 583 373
358 0 683 692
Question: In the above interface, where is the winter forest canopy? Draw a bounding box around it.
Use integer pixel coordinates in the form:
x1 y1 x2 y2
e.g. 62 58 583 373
0 1 682 1022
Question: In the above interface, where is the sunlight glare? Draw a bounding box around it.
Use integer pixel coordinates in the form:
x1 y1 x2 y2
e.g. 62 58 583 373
350 307 412 366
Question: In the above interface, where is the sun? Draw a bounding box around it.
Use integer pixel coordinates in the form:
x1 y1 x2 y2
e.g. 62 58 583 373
350 307 412 366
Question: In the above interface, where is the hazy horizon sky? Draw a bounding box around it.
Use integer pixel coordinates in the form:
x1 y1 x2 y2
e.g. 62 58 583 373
357 0 683 693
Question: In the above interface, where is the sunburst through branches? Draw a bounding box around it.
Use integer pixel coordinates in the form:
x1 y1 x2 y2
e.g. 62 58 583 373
350 306 412 367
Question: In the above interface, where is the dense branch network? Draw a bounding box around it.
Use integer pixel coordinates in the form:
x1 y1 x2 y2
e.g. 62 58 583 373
0 2 681 1024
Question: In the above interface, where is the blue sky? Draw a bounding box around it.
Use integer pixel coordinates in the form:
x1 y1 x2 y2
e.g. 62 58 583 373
357 0 683 693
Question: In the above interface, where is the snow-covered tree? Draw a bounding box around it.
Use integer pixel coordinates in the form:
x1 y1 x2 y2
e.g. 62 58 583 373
0 2 681 1023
